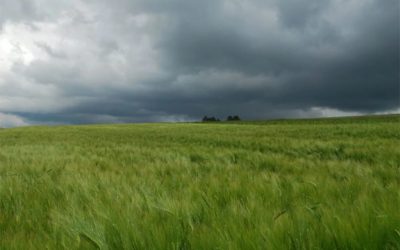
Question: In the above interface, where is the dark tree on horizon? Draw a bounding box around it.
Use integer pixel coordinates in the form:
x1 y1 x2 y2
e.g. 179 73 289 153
227 115 241 121
202 116 220 122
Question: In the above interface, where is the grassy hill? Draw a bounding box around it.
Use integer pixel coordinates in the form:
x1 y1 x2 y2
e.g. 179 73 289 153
0 115 399 249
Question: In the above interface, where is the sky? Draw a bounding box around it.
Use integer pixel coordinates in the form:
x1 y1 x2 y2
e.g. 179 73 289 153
0 0 399 127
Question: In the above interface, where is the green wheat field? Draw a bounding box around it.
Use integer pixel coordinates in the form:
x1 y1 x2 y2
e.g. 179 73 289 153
0 115 399 249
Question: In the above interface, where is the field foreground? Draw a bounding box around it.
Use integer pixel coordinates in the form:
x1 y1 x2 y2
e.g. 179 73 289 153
0 115 399 249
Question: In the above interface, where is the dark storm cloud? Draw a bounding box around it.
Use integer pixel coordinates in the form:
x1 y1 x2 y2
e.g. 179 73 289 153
155 0 398 110
277 0 329 29
0 0 398 126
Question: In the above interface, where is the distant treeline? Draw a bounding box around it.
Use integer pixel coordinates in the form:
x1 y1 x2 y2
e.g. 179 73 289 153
202 115 241 122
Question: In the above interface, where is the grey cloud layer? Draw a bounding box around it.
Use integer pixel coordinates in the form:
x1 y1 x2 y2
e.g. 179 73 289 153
0 0 398 126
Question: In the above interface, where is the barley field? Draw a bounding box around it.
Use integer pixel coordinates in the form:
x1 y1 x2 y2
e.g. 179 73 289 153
0 115 399 249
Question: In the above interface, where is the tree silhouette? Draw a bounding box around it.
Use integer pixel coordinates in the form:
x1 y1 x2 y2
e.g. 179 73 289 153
227 115 241 121
202 116 220 122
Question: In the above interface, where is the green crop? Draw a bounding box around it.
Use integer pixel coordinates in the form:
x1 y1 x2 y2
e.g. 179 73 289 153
0 115 399 249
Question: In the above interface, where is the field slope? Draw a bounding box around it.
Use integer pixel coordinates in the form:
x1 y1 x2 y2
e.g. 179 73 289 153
0 115 399 249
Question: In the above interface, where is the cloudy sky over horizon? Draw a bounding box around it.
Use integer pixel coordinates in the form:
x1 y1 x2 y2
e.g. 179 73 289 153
0 0 399 127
